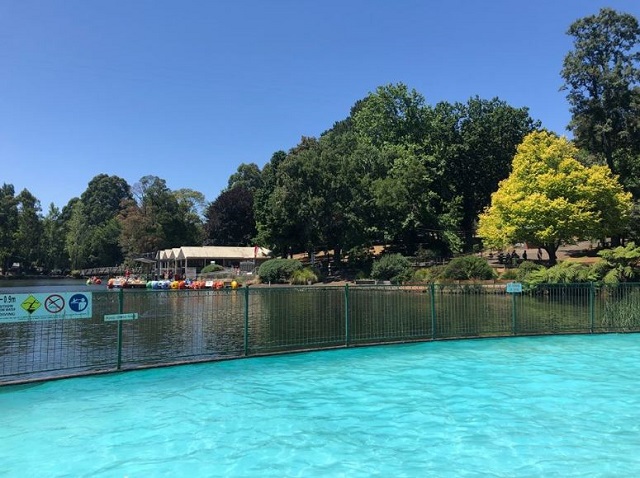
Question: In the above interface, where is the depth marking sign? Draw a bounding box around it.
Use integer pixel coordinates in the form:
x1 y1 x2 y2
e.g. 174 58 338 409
0 292 92 323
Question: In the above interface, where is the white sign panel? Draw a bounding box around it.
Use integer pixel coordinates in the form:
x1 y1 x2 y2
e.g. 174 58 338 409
0 292 93 323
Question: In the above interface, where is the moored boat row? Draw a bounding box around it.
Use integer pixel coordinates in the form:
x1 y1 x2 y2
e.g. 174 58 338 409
106 277 239 290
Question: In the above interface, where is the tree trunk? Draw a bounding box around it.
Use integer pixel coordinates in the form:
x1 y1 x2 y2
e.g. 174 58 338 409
544 245 558 266
332 246 342 267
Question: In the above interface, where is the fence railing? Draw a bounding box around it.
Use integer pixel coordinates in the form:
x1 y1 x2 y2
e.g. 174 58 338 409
2 283 640 384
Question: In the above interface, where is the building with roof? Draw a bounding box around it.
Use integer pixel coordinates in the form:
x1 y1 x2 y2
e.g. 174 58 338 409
156 246 272 279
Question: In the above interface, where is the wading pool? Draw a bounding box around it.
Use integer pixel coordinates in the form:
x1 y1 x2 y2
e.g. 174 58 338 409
1 334 639 477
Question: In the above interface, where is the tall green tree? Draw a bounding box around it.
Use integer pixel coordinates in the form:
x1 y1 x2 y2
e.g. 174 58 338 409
352 83 428 147
561 7 640 195
205 163 262 247
478 132 633 264
254 150 297 256
14 189 44 272
227 163 263 192
437 97 539 249
119 176 204 256
41 204 69 273
350 84 460 255
205 186 256 246
65 201 91 270
0 184 18 273
77 174 132 267
80 174 131 225
174 188 207 221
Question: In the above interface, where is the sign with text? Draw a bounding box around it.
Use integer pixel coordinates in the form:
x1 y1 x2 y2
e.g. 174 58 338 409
104 313 139 322
0 292 92 323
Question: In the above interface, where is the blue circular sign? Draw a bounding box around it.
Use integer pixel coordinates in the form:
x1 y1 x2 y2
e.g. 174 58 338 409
69 294 89 312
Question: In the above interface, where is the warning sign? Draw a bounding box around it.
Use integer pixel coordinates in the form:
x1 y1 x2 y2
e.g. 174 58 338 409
21 295 41 314
0 292 92 323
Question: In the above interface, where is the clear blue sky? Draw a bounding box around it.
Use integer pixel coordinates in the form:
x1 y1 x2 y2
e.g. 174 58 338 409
2 0 639 211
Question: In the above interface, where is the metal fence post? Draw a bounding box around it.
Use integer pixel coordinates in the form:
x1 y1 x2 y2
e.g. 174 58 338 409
244 285 250 356
345 284 350 346
511 291 517 336
589 282 595 333
116 287 124 370
430 283 437 340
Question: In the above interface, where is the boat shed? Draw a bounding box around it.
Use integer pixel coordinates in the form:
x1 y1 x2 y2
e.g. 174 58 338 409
156 246 272 279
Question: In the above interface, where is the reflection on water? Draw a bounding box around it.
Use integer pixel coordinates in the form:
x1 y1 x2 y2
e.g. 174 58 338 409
0 287 251 382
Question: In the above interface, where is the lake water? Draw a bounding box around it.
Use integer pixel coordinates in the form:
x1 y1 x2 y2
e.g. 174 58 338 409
1 334 639 477
0 278 99 293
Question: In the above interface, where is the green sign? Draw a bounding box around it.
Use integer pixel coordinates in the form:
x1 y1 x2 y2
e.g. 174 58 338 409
104 313 139 321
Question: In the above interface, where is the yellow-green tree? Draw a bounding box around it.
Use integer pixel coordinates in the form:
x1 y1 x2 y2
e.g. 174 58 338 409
477 131 632 264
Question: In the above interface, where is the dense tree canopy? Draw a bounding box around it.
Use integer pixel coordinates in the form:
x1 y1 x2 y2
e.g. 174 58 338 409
227 163 263 192
252 83 537 261
0 184 18 273
119 175 204 256
41 204 68 273
204 185 256 246
561 7 640 197
77 174 132 267
477 132 633 264
14 189 43 270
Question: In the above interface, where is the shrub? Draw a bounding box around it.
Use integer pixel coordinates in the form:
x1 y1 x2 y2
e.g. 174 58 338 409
346 246 374 272
515 260 544 282
500 269 518 280
525 260 597 286
258 258 303 283
413 266 444 283
200 263 224 274
355 270 369 280
415 246 442 262
441 255 496 281
290 267 319 285
596 242 640 284
371 253 413 283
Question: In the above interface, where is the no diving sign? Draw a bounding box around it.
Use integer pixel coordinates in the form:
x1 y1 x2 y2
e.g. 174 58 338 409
0 292 92 323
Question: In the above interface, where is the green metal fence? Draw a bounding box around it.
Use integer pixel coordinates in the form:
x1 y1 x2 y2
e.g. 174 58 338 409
2 283 640 385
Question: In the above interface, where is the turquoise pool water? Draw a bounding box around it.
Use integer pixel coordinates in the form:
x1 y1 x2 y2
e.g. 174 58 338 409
1 334 639 477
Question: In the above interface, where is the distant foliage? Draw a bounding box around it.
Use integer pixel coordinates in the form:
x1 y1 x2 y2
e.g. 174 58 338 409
596 242 640 284
371 253 413 283
258 258 303 283
413 265 445 283
346 246 374 276
201 263 224 273
525 261 597 286
515 260 544 282
521 242 640 287
499 268 518 280
441 255 497 281
290 267 319 285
